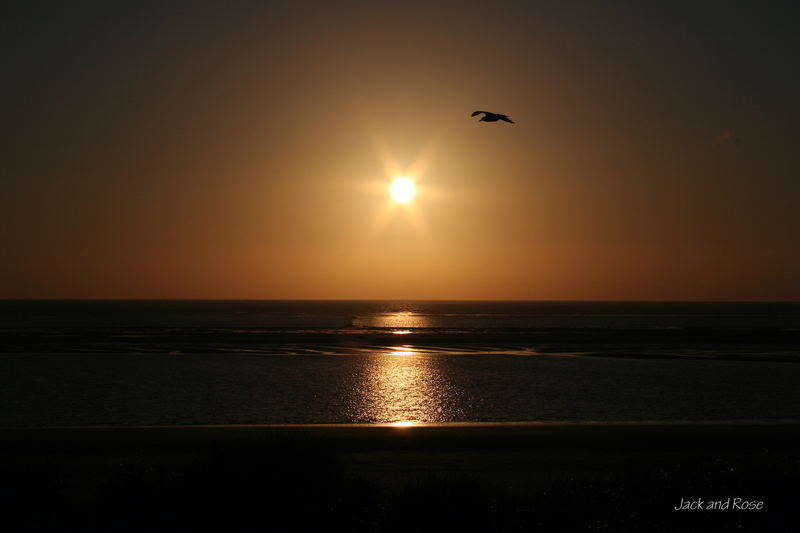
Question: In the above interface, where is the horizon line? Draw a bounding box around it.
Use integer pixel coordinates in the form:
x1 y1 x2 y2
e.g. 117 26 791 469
1 298 799 304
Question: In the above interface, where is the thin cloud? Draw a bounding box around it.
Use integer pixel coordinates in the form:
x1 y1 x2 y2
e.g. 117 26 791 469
713 129 741 145
713 129 733 144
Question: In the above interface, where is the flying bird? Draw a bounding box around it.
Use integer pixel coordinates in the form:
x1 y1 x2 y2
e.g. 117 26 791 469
471 110 514 124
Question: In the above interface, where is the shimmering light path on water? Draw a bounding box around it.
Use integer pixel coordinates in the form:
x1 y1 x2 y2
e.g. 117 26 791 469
2 351 799 427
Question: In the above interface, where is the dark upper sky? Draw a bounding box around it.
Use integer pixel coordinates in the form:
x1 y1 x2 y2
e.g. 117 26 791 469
2 1 798 300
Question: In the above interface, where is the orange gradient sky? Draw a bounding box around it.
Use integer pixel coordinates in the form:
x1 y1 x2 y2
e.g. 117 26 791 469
2 2 798 300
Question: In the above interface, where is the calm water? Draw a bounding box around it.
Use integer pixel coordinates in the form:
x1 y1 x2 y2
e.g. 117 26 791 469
1 300 799 426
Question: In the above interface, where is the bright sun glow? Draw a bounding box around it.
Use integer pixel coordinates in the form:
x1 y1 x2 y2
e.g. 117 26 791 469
390 177 416 203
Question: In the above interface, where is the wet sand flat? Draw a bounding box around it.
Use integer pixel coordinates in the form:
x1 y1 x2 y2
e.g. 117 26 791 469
3 353 800 425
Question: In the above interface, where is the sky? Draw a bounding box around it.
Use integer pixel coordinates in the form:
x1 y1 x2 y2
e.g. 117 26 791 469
2 1 798 300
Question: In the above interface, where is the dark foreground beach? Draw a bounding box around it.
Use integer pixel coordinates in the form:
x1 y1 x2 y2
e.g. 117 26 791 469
1 422 797 532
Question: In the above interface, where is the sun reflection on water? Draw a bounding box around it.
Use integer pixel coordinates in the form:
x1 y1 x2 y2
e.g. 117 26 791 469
352 311 434 330
388 346 416 356
353 348 457 424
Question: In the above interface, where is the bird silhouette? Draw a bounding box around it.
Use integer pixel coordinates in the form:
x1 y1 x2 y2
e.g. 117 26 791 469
471 110 514 123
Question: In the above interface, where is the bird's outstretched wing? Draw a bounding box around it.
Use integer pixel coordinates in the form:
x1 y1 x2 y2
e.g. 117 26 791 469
471 110 488 117
499 115 515 123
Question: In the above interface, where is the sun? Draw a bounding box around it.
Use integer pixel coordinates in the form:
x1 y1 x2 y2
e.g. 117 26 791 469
390 177 416 203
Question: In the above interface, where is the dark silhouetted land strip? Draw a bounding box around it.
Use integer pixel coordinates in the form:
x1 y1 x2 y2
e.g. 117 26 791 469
1 422 797 531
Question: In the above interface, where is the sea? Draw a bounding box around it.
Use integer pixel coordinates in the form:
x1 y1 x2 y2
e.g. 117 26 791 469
1 300 799 426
